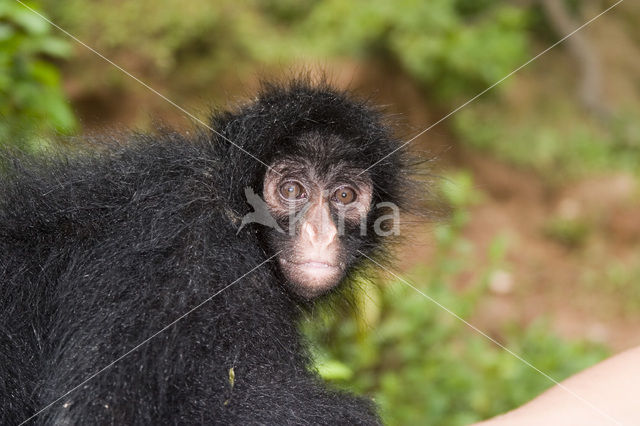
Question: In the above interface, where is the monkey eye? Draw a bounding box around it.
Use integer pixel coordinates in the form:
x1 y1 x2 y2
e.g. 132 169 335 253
333 186 357 205
279 181 306 201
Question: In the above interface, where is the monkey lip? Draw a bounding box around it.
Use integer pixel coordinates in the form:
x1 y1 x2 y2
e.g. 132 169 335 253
297 261 337 269
281 258 340 272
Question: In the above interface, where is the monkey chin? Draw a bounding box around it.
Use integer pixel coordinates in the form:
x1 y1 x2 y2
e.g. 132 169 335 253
279 259 344 299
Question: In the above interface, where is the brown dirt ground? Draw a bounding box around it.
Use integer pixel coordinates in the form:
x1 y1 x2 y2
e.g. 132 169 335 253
440 149 640 352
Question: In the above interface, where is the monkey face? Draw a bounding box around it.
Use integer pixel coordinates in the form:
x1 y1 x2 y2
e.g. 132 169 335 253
262 156 373 299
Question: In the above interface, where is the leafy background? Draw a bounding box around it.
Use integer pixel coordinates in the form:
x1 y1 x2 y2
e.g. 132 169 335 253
2 1 639 424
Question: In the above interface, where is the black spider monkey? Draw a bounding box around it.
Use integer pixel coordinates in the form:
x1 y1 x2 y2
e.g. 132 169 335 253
0 79 415 425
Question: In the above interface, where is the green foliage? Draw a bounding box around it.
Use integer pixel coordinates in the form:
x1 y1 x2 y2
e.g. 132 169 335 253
0 1 76 150
582 254 640 316
301 0 529 101
40 0 530 104
305 173 608 425
258 0 320 25
41 0 293 80
543 216 591 248
453 105 640 180
455 0 500 18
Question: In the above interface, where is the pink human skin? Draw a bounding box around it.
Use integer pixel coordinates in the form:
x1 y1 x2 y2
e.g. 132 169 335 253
474 345 640 425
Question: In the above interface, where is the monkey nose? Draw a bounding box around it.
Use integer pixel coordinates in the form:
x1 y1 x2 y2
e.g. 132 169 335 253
301 218 337 249
300 200 338 249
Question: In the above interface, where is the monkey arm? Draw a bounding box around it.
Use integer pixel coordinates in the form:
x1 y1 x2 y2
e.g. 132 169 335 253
15 205 375 425
35 253 379 425
220 354 381 425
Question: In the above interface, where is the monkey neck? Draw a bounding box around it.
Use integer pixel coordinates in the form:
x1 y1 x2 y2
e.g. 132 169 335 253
208 273 310 369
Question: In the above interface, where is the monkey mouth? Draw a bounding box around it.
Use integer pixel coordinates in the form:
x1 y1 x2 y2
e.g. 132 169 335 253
296 261 338 269
279 257 344 295
296 262 341 281
281 258 341 272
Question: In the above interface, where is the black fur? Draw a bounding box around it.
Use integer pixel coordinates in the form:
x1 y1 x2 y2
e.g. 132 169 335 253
0 80 412 425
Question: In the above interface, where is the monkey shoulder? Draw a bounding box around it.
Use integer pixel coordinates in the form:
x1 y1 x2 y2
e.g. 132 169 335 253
0 141 261 298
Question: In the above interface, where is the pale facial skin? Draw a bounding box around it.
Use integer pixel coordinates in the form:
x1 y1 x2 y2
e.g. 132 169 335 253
263 160 373 298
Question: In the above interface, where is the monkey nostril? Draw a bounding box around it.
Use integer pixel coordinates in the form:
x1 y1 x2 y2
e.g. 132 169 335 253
302 222 337 249
302 222 317 240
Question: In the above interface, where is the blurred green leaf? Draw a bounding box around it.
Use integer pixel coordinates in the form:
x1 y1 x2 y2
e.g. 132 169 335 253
8 6 49 35
36 36 72 57
0 1 76 150
317 359 354 381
